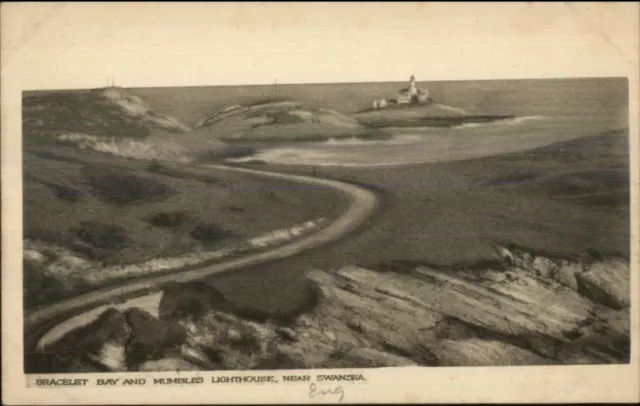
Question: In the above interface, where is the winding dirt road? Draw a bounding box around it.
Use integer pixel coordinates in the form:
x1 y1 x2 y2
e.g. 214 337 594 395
24 164 379 335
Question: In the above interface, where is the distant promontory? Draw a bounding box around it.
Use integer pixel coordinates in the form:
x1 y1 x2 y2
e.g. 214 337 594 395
354 75 514 128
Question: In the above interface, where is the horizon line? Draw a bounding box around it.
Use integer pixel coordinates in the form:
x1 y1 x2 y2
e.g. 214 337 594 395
21 75 628 93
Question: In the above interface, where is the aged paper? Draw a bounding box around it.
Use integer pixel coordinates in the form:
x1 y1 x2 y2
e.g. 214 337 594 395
2 2 639 404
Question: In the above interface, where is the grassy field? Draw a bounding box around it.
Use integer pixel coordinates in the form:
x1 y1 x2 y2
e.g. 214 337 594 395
200 129 630 319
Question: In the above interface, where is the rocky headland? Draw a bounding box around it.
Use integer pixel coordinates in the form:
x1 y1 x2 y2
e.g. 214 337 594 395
30 244 629 373
188 99 391 143
354 103 515 128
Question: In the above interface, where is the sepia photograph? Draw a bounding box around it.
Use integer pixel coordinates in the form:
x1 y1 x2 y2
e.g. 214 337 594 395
2 2 639 404
23 75 631 374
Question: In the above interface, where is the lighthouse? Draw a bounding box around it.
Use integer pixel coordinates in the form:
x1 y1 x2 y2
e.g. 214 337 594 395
377 74 430 107
409 74 418 97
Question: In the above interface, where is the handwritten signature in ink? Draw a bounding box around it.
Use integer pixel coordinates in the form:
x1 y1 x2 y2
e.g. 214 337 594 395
308 383 345 403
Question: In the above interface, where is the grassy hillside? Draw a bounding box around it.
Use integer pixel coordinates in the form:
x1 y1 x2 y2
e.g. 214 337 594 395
24 91 150 139
23 143 345 308
23 87 190 139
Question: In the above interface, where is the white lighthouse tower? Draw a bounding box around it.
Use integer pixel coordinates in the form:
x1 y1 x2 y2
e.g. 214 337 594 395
409 74 418 97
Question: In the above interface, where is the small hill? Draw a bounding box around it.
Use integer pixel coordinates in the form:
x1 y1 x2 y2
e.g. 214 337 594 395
192 99 390 142
22 87 211 162
23 87 191 140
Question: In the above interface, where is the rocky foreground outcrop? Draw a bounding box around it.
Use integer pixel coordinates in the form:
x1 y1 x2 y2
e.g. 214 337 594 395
34 246 630 372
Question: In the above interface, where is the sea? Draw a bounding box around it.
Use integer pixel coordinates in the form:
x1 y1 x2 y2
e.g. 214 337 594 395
134 77 629 167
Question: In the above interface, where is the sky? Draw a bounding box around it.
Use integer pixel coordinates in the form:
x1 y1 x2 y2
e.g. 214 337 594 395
1 2 639 90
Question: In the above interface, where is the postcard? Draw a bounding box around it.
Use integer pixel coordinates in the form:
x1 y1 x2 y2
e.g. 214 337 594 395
2 2 639 404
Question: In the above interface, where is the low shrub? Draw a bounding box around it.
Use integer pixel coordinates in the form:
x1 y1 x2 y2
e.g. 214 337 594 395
85 168 177 205
43 182 84 202
189 223 235 244
23 261 68 309
146 211 191 228
73 221 131 251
